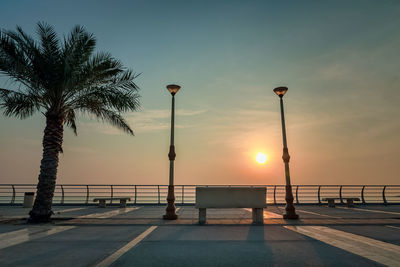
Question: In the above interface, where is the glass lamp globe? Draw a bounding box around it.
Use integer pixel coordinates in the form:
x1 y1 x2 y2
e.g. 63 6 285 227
273 86 288 97
166 84 181 95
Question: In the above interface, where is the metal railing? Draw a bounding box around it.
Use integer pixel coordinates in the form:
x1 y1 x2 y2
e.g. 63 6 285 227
1 184 399 205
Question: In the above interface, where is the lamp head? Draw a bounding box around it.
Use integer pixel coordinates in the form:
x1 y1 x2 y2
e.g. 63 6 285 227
166 84 181 96
273 86 288 98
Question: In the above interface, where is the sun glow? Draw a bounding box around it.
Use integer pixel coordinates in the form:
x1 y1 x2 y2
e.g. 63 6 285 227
256 153 268 164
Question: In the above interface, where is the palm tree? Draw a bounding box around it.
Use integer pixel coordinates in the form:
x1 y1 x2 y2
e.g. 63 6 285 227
0 22 140 223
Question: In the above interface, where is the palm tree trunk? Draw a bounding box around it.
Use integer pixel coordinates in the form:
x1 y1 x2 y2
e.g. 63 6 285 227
28 112 64 223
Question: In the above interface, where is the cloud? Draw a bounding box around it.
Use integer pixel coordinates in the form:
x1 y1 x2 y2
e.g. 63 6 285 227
77 109 207 135
127 108 207 132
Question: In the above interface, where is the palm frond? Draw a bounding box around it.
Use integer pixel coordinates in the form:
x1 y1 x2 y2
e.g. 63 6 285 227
0 88 40 119
65 108 77 135
37 22 60 59
0 23 140 135
83 107 134 135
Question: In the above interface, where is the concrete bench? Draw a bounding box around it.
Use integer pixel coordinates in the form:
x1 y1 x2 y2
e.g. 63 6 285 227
322 197 360 208
93 197 131 208
195 187 267 225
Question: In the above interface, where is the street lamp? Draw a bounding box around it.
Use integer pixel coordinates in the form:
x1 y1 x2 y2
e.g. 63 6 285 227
163 84 181 220
273 86 299 220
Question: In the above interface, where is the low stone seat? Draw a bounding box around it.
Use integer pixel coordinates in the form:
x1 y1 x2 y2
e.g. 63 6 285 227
93 197 131 208
195 187 267 224
322 197 360 208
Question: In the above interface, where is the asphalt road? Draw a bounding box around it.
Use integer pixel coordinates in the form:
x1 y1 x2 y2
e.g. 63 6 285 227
0 205 399 266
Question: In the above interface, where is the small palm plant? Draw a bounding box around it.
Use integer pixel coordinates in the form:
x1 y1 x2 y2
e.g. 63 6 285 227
0 23 140 223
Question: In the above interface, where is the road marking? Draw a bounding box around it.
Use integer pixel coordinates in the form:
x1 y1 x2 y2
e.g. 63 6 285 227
0 207 140 250
78 207 139 219
244 208 282 218
0 226 75 250
337 207 400 216
54 207 87 214
285 225 400 266
296 209 341 218
95 226 158 267
386 225 400 230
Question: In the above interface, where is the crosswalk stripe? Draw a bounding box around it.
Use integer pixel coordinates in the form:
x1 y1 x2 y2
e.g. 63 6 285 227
285 225 400 266
337 207 400 216
95 226 158 267
54 207 87 213
243 208 282 218
0 226 75 250
386 225 400 230
78 207 139 219
0 207 140 250
296 209 341 218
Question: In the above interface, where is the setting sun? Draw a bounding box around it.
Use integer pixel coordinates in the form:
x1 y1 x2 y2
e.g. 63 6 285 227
256 153 268 164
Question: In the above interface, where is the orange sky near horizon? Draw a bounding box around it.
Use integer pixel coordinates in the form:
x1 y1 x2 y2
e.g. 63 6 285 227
1 1 399 186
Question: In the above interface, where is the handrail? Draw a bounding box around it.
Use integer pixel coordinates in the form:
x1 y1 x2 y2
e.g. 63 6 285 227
339 186 343 204
85 185 89 204
157 185 160 204
361 186 365 204
382 186 387 205
11 185 15 204
317 186 321 204
60 185 64 204
134 185 137 204
0 184 399 205
110 185 113 204
182 185 184 205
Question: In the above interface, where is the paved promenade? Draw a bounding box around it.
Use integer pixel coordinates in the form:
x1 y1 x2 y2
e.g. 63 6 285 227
0 205 399 266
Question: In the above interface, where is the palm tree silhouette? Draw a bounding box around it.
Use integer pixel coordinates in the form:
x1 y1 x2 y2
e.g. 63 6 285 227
0 22 141 223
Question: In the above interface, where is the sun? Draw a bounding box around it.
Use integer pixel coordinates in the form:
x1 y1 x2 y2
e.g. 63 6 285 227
256 153 268 164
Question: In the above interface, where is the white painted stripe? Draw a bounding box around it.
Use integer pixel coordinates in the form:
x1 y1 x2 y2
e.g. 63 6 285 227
386 225 400 230
285 225 400 266
263 210 282 218
54 207 87 214
243 208 282 218
0 207 140 250
95 226 158 267
337 206 400 216
296 209 341 219
0 226 75 250
78 207 139 219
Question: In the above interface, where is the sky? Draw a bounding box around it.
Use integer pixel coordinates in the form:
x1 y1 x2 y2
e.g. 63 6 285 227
0 0 399 185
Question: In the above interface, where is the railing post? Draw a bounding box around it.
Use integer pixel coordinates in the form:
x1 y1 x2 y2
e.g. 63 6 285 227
295 185 299 204
318 186 321 204
86 185 89 204
134 185 137 205
361 186 366 204
382 186 387 205
110 185 113 204
273 186 277 205
61 185 64 204
339 186 343 204
158 185 160 205
182 185 184 205
11 185 15 204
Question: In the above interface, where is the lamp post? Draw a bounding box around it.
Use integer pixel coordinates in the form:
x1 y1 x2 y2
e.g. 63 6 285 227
273 86 299 220
163 84 181 220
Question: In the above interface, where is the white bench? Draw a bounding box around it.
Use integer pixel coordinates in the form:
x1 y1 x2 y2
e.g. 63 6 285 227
195 187 267 224
93 197 131 208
